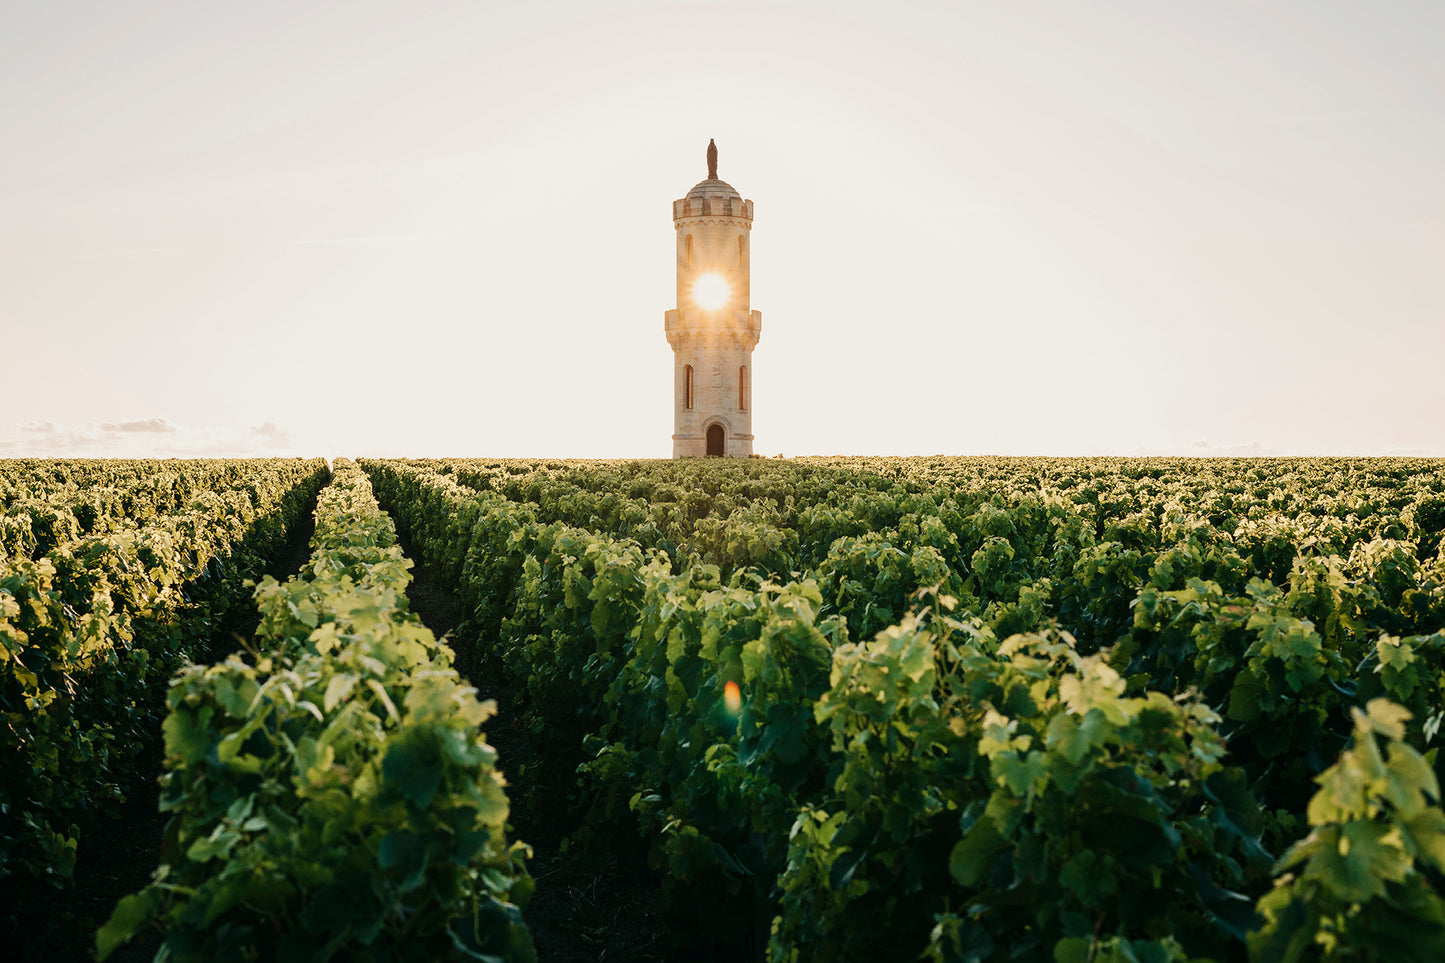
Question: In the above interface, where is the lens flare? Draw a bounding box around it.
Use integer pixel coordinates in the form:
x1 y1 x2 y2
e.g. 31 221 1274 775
723 680 742 715
693 273 730 310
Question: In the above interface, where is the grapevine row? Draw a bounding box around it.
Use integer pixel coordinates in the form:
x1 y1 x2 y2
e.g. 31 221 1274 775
362 456 1445 960
0 458 322 562
0 458 328 904
99 462 534 961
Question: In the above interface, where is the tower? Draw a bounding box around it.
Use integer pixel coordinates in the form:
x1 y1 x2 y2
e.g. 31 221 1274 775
665 139 762 458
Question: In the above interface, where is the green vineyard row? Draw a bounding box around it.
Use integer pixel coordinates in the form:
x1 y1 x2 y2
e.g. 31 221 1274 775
5 455 1445 960
99 463 532 961
0 459 325 563
362 456 1445 961
0 458 329 903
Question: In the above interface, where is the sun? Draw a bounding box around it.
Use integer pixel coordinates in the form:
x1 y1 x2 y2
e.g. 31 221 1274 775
693 274 730 310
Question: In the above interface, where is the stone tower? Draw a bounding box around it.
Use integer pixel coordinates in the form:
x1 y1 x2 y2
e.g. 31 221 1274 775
665 139 762 458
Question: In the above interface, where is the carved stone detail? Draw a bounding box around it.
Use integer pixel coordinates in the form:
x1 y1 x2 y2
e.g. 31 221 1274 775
672 217 753 227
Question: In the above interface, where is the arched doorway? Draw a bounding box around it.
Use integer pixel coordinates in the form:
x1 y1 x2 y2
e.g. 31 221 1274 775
706 424 726 457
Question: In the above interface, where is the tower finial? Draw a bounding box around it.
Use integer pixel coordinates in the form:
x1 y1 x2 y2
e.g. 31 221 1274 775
707 138 718 179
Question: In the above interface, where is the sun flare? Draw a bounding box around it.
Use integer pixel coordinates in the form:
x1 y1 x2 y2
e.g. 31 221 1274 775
693 274 730 310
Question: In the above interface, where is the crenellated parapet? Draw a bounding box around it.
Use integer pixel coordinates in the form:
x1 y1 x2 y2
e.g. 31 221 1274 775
672 195 755 222
665 309 762 351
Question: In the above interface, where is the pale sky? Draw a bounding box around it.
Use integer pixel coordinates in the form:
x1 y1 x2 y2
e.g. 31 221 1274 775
2 0 1442 458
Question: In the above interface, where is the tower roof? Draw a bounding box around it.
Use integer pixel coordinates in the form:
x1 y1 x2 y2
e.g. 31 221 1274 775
685 177 742 202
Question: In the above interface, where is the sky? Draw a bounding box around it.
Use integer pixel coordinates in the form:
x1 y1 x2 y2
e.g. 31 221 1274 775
2 0 1442 459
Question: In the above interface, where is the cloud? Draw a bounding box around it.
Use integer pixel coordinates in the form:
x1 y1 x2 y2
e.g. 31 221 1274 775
101 417 175 433
1187 439 1273 457
286 233 437 246
0 418 305 457
249 422 293 446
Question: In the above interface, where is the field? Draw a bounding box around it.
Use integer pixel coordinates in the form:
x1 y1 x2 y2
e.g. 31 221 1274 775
3 455 1445 961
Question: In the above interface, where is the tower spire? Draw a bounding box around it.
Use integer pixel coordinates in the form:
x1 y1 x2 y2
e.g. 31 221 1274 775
707 138 718 179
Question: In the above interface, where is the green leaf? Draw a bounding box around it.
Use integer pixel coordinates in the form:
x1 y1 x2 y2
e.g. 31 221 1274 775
96 888 163 960
366 677 400 723
1403 807 1445 869
1226 674 1266 723
1363 698 1412 741
212 673 256 718
382 731 442 808
162 705 214 766
740 631 776 685
1045 709 1105 767
215 730 265 775
1060 849 1116 902
378 829 428 886
1308 821 1410 902
1385 741 1440 817
325 668 358 711
1053 936 1090 963
1247 884 1317 963
992 750 1048 797
186 825 241 863
950 810 1007 887
1377 635 1416 671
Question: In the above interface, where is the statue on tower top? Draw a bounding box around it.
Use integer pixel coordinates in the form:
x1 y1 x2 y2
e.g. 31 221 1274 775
707 138 718 179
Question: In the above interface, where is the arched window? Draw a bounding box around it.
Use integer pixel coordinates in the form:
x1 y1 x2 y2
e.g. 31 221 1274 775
738 365 747 410
685 235 693 268
738 235 745 269
683 364 694 410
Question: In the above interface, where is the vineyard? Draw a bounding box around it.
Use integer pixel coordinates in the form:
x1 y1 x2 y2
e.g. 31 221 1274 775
4 455 1445 960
